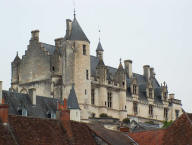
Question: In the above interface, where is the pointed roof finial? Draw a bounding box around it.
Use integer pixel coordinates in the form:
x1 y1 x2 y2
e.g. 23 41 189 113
16 51 18 56
73 0 76 18
99 29 101 41
120 58 122 64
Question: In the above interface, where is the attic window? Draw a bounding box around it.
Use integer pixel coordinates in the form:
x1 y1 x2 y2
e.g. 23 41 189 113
83 45 86 55
149 88 153 98
18 108 28 117
175 110 179 119
133 84 137 95
149 105 153 116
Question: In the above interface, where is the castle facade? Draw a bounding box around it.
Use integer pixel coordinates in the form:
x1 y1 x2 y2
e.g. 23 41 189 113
11 14 182 123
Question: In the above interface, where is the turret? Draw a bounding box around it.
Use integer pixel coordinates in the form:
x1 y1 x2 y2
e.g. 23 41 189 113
96 59 107 84
115 59 126 88
96 41 104 60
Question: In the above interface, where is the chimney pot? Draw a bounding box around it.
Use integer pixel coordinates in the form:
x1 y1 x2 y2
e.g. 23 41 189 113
66 19 72 39
169 93 175 99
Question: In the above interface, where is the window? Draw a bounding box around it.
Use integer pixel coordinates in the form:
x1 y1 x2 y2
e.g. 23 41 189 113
122 81 125 86
52 66 55 72
47 112 56 119
175 110 179 119
85 89 87 95
18 108 28 117
163 92 167 100
149 105 153 116
86 70 89 80
149 88 153 98
107 92 112 108
133 102 138 114
91 89 95 105
164 108 168 120
83 45 86 55
125 105 127 110
133 84 137 95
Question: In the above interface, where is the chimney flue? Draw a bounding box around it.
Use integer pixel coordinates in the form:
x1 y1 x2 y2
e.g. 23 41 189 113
55 38 63 48
66 19 72 39
143 65 150 80
150 67 155 78
124 60 132 78
169 93 175 99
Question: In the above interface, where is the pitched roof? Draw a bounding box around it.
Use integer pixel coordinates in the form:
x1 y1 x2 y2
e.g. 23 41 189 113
67 86 80 109
88 123 137 145
128 113 192 145
96 41 104 51
68 17 90 43
3 90 59 118
0 115 99 145
41 43 56 55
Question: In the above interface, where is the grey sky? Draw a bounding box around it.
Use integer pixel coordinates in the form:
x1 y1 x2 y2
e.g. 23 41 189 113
0 0 191 112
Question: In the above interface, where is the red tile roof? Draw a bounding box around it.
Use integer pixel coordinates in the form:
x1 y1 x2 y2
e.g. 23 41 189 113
0 115 98 145
129 113 192 145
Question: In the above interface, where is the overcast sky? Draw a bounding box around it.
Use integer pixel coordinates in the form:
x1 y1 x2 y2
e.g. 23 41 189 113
0 0 191 112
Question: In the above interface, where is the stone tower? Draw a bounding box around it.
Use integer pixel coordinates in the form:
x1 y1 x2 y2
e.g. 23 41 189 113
62 14 91 119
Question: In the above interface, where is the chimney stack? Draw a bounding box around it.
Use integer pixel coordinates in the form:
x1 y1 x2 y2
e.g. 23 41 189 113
55 38 63 48
143 65 150 80
66 19 72 39
150 67 155 78
29 88 36 105
0 104 9 125
124 60 132 78
0 81 2 104
31 30 39 41
169 94 175 99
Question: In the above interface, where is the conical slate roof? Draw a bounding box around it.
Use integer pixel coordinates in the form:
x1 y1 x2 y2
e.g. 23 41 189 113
68 17 90 43
67 85 80 109
12 52 21 64
96 41 104 51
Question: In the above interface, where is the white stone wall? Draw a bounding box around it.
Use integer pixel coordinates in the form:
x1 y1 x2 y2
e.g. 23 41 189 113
70 109 80 122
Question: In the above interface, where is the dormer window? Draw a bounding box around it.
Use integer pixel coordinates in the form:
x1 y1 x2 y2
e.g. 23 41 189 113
133 84 137 95
47 111 56 119
163 92 167 100
149 88 153 98
149 105 153 116
83 45 86 55
18 108 28 116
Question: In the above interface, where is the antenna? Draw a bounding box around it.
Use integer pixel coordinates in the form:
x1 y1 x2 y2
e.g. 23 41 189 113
98 26 101 41
73 0 76 17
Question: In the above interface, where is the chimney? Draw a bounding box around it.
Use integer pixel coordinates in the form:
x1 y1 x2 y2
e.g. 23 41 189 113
55 38 63 48
0 104 9 125
169 93 175 99
0 81 2 104
29 88 36 105
150 67 155 78
143 65 150 80
56 99 73 138
31 30 39 41
124 60 132 78
66 19 72 39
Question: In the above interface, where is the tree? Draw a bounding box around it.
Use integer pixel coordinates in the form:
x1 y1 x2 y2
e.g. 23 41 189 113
162 120 173 128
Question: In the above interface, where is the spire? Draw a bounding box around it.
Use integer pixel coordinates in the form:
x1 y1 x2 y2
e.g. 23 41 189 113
73 8 76 18
13 51 21 64
67 85 80 109
96 41 104 52
118 58 124 70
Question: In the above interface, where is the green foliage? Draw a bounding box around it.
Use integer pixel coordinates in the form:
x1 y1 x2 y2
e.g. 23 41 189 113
122 118 130 124
99 113 108 118
162 120 173 128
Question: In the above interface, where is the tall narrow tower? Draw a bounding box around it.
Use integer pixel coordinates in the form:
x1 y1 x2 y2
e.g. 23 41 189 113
62 13 91 119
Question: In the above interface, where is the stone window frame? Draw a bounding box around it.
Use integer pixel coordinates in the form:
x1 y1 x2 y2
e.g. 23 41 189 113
149 88 153 98
107 92 112 108
175 109 180 119
164 108 168 120
149 105 153 116
133 84 137 95
83 44 86 55
133 101 138 115
86 69 89 80
91 89 95 105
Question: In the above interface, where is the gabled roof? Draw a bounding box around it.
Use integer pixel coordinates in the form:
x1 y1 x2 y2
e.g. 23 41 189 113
96 41 104 51
67 86 80 109
128 113 192 145
41 43 56 55
0 115 99 145
68 17 90 43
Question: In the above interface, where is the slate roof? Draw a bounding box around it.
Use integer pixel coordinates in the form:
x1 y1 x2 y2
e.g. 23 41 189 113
68 17 90 43
128 113 192 145
67 86 80 109
88 123 137 145
41 43 56 55
90 55 163 104
0 115 99 145
96 41 104 51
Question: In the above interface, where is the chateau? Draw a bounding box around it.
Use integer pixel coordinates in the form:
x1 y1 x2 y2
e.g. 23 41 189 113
10 13 182 123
